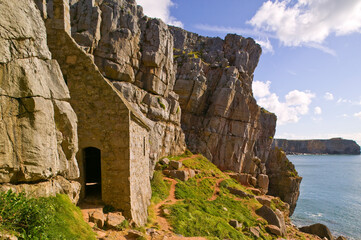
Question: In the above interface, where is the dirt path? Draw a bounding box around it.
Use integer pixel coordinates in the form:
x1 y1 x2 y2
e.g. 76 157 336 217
153 177 178 232
178 154 201 162
208 178 224 201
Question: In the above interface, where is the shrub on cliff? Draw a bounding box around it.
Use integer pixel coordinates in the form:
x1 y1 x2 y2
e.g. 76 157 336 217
0 191 96 240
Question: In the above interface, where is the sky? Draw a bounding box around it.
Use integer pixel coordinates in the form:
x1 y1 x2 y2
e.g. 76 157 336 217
137 0 361 145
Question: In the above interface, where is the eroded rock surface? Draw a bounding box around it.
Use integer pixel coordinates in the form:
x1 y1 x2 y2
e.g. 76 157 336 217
170 27 277 179
69 0 186 171
266 148 302 215
0 0 80 201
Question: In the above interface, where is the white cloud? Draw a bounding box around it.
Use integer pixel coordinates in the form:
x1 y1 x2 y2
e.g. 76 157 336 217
314 106 322 115
324 92 334 101
354 112 361 119
253 80 271 98
248 0 361 53
253 81 315 124
137 0 183 27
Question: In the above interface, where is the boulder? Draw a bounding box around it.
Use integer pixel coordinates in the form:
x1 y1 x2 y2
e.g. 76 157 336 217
266 147 302 216
169 160 183 170
299 223 333 240
250 177 257 187
163 170 189 181
159 158 170 165
227 187 254 199
89 211 105 229
336 236 347 240
229 219 242 229
105 212 125 229
127 230 144 239
255 205 285 236
266 225 282 236
249 227 260 238
188 169 196 178
255 196 272 207
257 174 269 194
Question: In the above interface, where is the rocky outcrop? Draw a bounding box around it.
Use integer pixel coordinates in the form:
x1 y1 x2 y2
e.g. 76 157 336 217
170 27 277 179
273 138 360 155
299 223 333 240
0 0 80 202
68 0 186 171
266 147 302 215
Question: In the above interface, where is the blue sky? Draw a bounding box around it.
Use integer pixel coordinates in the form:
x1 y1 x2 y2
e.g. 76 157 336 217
137 0 361 144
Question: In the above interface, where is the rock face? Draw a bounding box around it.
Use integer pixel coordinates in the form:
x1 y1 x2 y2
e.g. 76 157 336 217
266 148 302 215
170 27 277 179
68 0 186 172
0 0 80 202
273 138 360 155
299 223 334 240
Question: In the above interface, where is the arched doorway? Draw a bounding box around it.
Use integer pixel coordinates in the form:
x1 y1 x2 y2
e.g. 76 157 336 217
84 147 101 199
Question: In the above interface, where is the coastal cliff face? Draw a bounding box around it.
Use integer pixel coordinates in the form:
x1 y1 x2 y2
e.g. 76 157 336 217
273 138 361 155
0 0 80 202
0 0 302 225
68 0 186 171
170 27 277 177
266 148 302 215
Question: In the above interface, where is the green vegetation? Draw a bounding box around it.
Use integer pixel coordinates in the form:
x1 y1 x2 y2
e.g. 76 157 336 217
151 171 171 204
152 153 272 240
157 98 166 110
175 178 215 200
182 155 225 178
0 191 96 240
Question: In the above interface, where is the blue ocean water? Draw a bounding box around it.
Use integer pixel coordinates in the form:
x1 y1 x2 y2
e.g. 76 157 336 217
289 155 361 240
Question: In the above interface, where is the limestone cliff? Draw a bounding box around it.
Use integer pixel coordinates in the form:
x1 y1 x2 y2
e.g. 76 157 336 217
68 0 186 171
273 138 361 155
0 0 80 202
266 148 302 215
170 27 277 178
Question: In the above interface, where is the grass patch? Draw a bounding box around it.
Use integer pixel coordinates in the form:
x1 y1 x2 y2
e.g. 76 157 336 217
0 190 96 240
151 171 171 204
182 155 225 178
166 196 271 240
175 178 215 200
157 98 166 110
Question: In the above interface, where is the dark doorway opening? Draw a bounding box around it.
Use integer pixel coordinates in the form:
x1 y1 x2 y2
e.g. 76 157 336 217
84 147 101 199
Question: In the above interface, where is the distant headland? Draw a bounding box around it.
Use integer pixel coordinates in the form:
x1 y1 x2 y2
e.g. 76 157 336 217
273 138 361 155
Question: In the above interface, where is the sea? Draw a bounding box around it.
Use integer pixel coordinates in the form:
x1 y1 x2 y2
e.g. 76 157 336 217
289 155 361 240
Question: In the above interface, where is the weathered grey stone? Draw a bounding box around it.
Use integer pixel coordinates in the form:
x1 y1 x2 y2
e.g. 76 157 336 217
163 170 189 181
170 27 276 178
256 196 272 207
250 177 257 187
249 227 260 238
89 211 105 229
188 169 196 178
336 236 347 240
169 160 183 170
229 219 242 229
255 205 285 236
0 0 80 199
227 187 254 199
257 174 269 194
299 223 334 240
159 158 170 165
266 148 302 216
266 225 282 236
127 230 144 239
105 212 125 229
